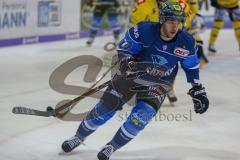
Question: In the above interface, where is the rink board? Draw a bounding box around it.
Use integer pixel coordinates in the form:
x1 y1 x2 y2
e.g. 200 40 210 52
0 0 234 48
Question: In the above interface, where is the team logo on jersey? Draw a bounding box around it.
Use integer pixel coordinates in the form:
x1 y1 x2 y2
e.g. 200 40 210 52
152 55 168 65
131 112 147 128
119 40 132 50
131 117 139 126
174 47 189 57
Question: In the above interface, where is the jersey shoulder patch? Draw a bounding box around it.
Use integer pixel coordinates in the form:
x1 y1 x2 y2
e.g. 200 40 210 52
178 31 195 47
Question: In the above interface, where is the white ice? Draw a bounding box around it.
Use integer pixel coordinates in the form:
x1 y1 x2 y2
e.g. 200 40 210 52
0 30 240 160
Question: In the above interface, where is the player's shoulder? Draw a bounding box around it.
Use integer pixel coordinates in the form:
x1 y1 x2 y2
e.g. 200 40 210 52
175 30 197 57
177 30 196 46
137 21 159 29
138 22 159 37
128 22 159 45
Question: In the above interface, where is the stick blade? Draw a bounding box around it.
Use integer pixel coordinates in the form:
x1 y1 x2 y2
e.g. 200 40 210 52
12 106 34 114
12 106 53 117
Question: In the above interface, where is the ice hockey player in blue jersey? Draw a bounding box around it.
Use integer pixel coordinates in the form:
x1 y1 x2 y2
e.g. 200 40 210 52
85 0 121 46
61 2 209 160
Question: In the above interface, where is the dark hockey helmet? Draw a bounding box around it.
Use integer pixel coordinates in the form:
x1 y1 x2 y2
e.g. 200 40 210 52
158 2 186 24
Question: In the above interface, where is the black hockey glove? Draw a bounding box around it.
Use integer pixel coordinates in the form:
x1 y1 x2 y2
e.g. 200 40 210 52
188 84 209 114
117 53 136 74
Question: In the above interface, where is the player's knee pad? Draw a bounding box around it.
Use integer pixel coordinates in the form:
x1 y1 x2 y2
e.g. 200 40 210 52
122 101 156 137
101 87 125 110
84 101 116 130
213 21 225 29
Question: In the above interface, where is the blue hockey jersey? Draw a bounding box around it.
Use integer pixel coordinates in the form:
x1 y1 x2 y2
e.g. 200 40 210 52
117 22 200 86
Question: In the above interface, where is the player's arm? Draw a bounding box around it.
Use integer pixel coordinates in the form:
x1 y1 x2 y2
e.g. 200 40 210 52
129 1 150 26
181 41 209 114
185 0 199 29
116 26 143 73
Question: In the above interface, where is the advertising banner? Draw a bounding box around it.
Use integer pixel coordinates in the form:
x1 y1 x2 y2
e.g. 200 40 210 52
0 0 80 47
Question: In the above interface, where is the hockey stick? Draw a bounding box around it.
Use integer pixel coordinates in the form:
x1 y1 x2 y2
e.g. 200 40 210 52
12 62 172 118
12 63 116 118
12 80 112 117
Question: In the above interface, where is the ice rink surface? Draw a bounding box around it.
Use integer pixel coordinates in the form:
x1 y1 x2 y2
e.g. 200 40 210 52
0 30 240 160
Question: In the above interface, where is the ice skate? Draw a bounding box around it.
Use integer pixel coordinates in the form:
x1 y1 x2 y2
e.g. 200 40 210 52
61 135 84 152
208 44 217 56
97 144 115 160
86 37 94 47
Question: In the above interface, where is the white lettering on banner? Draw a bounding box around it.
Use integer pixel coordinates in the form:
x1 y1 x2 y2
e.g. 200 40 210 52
0 1 28 29
23 37 39 44
0 12 27 29
1 1 27 10
0 0 80 41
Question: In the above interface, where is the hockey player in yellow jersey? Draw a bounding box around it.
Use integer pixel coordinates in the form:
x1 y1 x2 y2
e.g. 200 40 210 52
130 0 197 27
129 0 160 25
208 0 240 55
216 0 239 8
130 0 199 29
